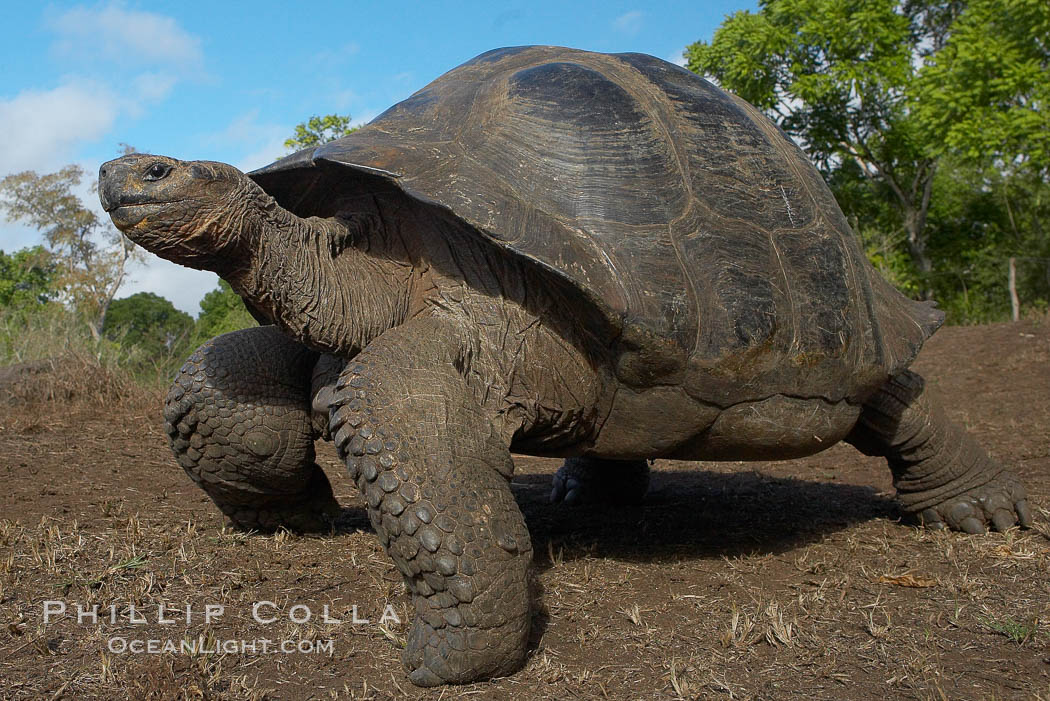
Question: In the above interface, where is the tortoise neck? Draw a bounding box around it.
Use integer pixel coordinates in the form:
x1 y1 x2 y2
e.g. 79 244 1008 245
226 188 413 355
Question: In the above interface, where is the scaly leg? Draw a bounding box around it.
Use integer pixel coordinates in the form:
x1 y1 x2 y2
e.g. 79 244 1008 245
329 316 532 686
847 370 1032 533
165 326 340 532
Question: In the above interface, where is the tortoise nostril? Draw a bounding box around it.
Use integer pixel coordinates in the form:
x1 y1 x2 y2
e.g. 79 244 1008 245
100 167 107 178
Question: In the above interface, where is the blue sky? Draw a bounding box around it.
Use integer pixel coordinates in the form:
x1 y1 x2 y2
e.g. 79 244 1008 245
1 1 754 314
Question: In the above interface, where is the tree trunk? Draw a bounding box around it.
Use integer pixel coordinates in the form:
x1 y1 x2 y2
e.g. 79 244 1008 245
903 209 934 300
87 235 132 349
1008 257 1019 322
853 154 938 300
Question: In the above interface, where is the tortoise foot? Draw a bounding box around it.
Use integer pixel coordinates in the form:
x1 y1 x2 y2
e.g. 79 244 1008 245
402 596 528 687
909 470 1033 534
221 497 341 533
219 469 342 533
550 457 650 506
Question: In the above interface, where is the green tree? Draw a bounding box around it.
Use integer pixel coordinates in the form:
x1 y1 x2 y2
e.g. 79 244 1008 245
0 246 57 308
191 279 258 347
0 165 141 340
284 113 357 152
686 0 958 293
924 159 1050 322
105 292 194 362
914 0 1050 319
916 0 1050 174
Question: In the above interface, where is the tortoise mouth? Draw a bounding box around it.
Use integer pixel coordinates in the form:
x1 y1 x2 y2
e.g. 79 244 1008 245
107 201 175 233
104 199 176 213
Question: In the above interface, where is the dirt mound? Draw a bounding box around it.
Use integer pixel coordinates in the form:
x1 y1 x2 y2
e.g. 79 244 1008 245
0 354 139 407
1 320 1048 699
0 360 52 402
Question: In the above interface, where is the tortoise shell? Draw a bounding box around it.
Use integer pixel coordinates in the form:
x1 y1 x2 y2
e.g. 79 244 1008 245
251 45 942 403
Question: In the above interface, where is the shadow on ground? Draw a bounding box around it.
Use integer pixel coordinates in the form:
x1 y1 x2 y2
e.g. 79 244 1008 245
516 467 895 565
329 466 895 566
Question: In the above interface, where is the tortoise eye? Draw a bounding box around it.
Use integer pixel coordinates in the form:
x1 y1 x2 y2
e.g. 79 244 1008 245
143 163 172 181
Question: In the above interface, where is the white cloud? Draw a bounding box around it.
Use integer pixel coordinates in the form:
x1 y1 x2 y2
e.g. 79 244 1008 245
0 82 118 174
131 72 178 104
47 4 204 76
328 88 359 112
236 136 292 172
0 71 183 177
202 110 290 171
1 6 214 311
614 10 643 35
355 109 381 127
666 49 688 67
121 255 219 316
213 110 277 144
312 42 361 68
0 5 204 179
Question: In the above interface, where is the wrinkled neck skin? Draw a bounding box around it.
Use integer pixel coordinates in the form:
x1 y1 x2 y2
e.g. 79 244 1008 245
224 186 414 356
215 182 608 452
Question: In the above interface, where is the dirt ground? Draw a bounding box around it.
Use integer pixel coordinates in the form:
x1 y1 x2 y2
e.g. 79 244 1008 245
1 320 1048 700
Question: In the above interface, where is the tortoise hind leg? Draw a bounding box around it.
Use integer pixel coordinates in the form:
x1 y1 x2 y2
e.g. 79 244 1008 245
550 458 650 505
846 370 1032 533
165 326 340 532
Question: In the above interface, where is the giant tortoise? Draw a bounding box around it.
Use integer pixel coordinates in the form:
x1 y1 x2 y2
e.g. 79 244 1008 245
98 46 1031 686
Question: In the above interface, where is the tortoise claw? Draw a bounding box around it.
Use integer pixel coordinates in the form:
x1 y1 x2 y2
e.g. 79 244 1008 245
990 509 1016 533
408 666 445 688
910 471 1031 535
919 508 946 530
550 467 585 505
1015 500 1033 528
549 473 570 504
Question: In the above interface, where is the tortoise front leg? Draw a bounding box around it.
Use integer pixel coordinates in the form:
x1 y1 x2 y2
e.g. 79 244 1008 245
329 316 532 686
165 326 340 532
847 370 1032 533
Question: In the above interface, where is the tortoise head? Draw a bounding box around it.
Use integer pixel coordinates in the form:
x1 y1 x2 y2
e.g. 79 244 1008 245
99 154 258 270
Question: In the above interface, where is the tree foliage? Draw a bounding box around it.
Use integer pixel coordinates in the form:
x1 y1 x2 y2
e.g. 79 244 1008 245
915 0 1050 173
0 166 140 340
688 0 1050 321
284 113 358 152
0 246 56 308
190 279 258 348
105 292 194 363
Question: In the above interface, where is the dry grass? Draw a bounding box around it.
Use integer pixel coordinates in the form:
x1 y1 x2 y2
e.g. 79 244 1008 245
0 307 164 431
0 353 141 406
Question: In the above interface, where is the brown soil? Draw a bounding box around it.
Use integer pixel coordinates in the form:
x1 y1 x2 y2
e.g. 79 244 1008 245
1 320 1049 700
